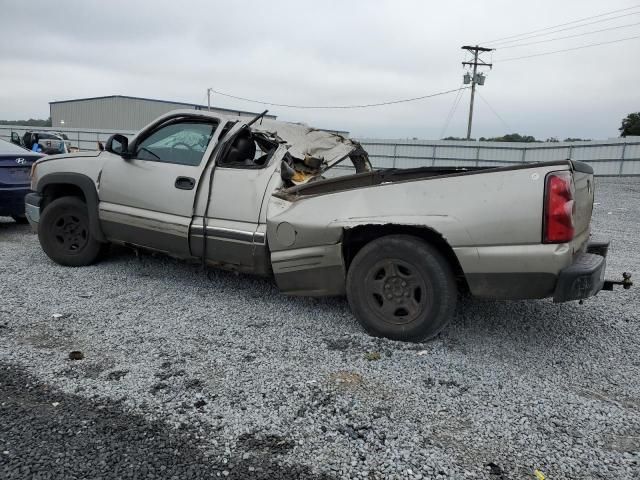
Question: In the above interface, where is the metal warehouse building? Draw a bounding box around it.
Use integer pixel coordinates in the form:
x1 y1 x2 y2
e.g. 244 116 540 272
49 95 277 131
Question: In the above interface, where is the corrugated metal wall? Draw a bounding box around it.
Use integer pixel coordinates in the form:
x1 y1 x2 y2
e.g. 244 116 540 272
1 123 637 176
49 97 275 131
51 97 191 130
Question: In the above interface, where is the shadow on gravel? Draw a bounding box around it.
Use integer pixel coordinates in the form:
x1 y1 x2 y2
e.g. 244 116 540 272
0 363 335 480
0 219 30 234
80 243 595 349
102 245 274 286
100 245 350 310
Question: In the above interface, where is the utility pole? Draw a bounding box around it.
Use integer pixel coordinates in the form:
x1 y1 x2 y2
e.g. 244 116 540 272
207 88 212 111
461 45 493 140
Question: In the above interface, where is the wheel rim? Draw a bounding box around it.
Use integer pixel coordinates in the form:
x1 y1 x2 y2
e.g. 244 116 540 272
52 214 88 253
363 258 432 325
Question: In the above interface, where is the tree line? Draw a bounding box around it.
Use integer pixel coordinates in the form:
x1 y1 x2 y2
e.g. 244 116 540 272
0 112 638 139
443 111 639 141
0 117 52 127
442 134 592 142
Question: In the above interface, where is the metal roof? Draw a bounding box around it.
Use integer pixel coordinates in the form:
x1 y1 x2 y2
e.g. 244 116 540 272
49 95 276 119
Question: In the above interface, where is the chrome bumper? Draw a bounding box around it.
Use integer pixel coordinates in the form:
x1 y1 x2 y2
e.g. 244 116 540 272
24 192 42 231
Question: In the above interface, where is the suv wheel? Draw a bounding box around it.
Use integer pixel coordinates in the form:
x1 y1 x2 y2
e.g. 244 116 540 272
346 235 457 342
38 196 105 266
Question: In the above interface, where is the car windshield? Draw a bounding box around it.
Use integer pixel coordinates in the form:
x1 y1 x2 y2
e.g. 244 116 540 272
135 121 218 165
146 125 213 152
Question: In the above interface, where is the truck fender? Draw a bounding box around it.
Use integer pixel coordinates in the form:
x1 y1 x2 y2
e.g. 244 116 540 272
36 172 106 243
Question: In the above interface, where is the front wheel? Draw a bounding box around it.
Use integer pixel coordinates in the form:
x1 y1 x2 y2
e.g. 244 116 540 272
38 196 106 266
346 235 457 342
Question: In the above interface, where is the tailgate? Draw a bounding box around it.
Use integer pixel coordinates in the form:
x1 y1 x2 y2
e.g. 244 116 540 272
571 161 595 244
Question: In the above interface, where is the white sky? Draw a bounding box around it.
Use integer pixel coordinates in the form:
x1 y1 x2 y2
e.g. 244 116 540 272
1 0 639 139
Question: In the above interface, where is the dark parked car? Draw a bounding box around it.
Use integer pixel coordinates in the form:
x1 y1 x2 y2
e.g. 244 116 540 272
0 139 43 223
10 130 71 154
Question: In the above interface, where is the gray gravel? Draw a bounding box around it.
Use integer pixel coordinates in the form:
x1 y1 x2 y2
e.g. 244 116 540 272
1 177 639 479
0 363 333 480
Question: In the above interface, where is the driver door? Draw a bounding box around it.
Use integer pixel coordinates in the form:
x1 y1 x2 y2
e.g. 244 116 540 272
98 118 220 257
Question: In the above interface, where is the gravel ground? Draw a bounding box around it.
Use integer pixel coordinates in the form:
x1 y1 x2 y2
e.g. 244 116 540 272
1 177 639 479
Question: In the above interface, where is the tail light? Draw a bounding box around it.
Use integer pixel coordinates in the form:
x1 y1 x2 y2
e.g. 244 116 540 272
543 171 575 243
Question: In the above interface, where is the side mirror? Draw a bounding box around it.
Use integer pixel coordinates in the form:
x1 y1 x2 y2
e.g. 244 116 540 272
105 134 129 156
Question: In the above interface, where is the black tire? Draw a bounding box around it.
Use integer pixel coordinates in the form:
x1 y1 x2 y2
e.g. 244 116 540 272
346 235 457 342
11 215 28 224
38 196 105 267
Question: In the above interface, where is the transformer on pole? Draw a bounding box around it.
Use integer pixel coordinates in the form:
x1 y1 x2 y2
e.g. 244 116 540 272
461 45 493 140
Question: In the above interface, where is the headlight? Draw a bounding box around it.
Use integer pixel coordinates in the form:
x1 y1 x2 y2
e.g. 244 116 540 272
30 160 39 180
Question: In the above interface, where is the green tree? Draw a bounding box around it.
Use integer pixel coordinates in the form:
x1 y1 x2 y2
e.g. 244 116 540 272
480 133 538 142
620 112 640 137
442 136 475 141
0 117 52 127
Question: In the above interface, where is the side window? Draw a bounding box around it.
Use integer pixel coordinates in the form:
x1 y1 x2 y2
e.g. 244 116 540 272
217 130 278 169
135 121 217 166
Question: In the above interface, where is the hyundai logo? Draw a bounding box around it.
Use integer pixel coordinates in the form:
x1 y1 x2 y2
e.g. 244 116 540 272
15 158 26 165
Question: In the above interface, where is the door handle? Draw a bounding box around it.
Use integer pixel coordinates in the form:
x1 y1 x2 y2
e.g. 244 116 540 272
175 176 196 190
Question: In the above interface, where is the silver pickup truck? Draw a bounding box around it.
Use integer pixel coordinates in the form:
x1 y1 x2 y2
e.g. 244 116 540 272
25 109 630 341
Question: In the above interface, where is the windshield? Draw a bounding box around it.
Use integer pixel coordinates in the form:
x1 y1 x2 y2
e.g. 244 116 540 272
135 121 217 165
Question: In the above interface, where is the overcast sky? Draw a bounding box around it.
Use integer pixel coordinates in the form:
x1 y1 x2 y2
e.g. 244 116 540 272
1 0 639 139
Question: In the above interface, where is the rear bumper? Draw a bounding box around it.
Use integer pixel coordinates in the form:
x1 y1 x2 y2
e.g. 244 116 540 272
24 192 42 230
0 187 30 217
464 238 610 301
553 239 608 302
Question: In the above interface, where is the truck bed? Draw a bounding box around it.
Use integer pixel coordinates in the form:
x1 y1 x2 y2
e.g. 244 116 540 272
276 160 590 199
268 159 595 300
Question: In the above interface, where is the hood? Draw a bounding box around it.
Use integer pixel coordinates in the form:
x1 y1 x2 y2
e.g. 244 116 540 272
36 150 103 164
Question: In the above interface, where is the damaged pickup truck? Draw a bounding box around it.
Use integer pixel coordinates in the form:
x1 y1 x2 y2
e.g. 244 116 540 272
25 110 631 341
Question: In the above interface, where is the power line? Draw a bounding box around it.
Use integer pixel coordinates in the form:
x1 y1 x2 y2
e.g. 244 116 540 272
207 86 468 109
498 20 640 49
498 34 640 62
489 10 640 47
482 4 640 45
477 91 512 132
439 49 469 139
439 86 465 139
443 87 465 132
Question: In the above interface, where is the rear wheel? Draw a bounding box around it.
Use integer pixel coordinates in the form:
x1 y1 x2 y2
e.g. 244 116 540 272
346 235 457 342
38 196 105 266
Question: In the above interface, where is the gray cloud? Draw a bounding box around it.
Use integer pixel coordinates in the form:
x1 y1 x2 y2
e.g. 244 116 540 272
1 0 638 139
